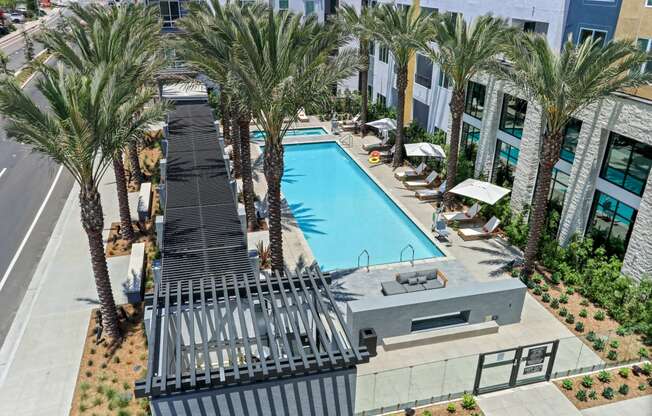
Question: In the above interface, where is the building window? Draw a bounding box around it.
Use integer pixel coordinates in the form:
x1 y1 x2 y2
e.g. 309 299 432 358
437 70 451 89
376 93 386 108
499 94 527 139
368 40 375 56
549 168 570 211
587 191 637 258
305 0 315 15
579 28 607 47
560 118 582 163
421 6 438 15
379 44 389 63
647 0 652 7
493 140 520 187
464 81 486 120
279 0 288 9
159 0 180 27
415 54 433 88
367 85 373 100
600 132 652 196
637 38 652 73
412 99 429 130
461 122 480 170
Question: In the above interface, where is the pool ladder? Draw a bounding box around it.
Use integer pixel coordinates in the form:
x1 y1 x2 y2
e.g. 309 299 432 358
357 249 370 272
339 133 353 148
400 244 415 266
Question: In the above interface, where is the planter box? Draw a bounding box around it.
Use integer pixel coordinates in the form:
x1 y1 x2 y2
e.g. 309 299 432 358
124 242 146 304
138 182 152 222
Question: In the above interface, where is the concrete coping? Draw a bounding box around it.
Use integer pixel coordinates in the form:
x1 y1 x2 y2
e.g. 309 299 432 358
124 242 146 303
138 182 152 222
382 320 499 351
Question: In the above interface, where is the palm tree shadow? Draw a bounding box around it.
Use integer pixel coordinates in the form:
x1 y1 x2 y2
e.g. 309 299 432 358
460 242 523 278
281 201 326 235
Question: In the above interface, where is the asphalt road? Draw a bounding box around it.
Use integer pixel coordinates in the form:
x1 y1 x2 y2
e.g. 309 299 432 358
0 11 76 347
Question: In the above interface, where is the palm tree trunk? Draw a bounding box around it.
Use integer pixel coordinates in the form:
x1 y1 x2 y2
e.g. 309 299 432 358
128 140 144 186
79 186 121 342
522 131 563 277
230 100 242 178
220 90 231 146
239 110 258 231
443 87 465 207
264 142 284 272
392 66 408 167
360 40 369 137
113 156 135 242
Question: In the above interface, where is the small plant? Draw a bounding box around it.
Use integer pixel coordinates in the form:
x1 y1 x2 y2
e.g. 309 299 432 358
533 286 542 296
84 370 92 378
80 381 91 392
575 321 585 332
123 381 131 391
638 348 649 359
117 410 131 416
550 298 559 309
461 393 476 410
579 308 588 318
562 379 573 390
610 340 620 349
643 362 652 375
559 307 568 317
616 326 627 336
542 293 551 303
593 339 605 351
586 331 597 342
602 386 614 400
580 298 589 306
588 389 597 400
98 372 108 382
619 367 629 378
446 403 456 413
598 370 612 383
511 269 520 277
92 397 103 407
96 384 106 394
594 310 605 321
422 411 432 416
542 283 549 292
89 348 96 355
101 362 107 369
113 355 121 364
566 287 575 295
581 375 593 388
256 241 272 269
638 383 647 391
532 274 542 284
618 384 629 395
550 272 561 284
559 294 569 304
607 350 618 361
79 402 88 413
575 389 587 402
105 388 118 400
565 313 575 324
87 359 93 367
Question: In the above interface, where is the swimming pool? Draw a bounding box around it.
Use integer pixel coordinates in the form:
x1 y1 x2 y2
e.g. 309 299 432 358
252 127 328 140
281 142 444 271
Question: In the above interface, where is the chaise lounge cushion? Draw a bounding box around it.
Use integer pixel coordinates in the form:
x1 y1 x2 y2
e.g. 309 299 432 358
417 275 427 284
408 277 418 286
381 281 406 296
423 279 444 290
405 284 425 292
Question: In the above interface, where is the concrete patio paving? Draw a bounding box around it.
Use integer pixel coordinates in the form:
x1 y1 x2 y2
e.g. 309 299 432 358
581 395 652 416
478 383 582 416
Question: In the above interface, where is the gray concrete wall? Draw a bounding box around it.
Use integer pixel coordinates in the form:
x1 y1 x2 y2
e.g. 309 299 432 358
151 368 357 416
346 279 526 346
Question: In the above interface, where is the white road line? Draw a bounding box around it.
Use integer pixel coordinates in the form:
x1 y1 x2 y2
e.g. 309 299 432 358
0 168 6 179
0 165 63 293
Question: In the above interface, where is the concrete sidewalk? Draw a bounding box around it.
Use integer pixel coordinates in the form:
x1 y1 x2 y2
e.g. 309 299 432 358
0 168 131 416
478 382 582 416
581 395 652 416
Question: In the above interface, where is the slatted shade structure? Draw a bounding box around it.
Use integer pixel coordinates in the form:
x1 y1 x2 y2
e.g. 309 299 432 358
136 266 369 398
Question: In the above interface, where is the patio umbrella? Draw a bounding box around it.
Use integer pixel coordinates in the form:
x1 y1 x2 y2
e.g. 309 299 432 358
448 178 511 205
365 118 397 131
404 142 446 160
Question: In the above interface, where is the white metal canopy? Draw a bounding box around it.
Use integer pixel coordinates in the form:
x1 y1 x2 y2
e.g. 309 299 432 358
449 178 511 205
365 118 397 131
404 142 446 159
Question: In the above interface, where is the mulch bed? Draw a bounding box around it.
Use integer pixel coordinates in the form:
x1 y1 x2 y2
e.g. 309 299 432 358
105 222 154 258
553 365 651 410
69 304 150 416
386 400 484 416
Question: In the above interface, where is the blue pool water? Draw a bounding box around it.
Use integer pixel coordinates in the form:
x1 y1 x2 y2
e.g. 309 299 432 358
281 142 444 271
252 127 328 140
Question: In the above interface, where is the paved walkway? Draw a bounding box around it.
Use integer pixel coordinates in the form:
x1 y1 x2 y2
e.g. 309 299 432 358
0 168 132 416
581 395 652 416
478 383 582 416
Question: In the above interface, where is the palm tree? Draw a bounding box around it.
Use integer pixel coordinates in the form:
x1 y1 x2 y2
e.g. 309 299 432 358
0 67 139 342
368 3 433 167
40 4 163 242
422 13 511 206
176 1 260 231
498 34 651 276
228 7 358 271
339 3 376 136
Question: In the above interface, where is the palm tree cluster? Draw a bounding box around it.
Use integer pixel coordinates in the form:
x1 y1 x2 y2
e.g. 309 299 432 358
0 4 167 343
341 3 650 276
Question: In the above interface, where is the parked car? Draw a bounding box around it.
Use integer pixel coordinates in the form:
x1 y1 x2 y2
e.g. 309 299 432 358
10 12 25 23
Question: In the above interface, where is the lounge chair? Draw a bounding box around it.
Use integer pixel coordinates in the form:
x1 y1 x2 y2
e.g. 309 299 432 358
405 171 439 190
341 113 360 130
297 108 309 122
378 145 396 162
362 136 391 152
395 162 427 181
458 216 501 241
415 180 447 201
442 203 481 222
432 218 450 239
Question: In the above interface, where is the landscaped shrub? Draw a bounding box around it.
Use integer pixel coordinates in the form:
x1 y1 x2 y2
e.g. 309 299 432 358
579 308 588 318
589 389 598 400
639 383 647 391
559 307 568 317
446 403 456 413
422 411 432 416
587 331 597 342
610 340 620 349
580 299 590 307
562 380 573 390
607 350 618 361
602 387 614 400
618 367 629 378
533 286 542 296
597 370 611 383
618 384 629 395
542 283 550 292
616 326 628 336
565 314 575 324
593 339 605 351
532 274 542 284
639 348 649 359
594 310 606 321
559 294 569 304
581 375 593 388
542 293 551 303
504 212 529 250
461 393 476 410
575 321 585 332
643 362 652 376
566 287 575 295
550 298 559 309
575 389 587 402
550 272 561 285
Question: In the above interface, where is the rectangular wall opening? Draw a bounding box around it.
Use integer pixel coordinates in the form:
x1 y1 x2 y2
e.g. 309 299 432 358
411 311 470 332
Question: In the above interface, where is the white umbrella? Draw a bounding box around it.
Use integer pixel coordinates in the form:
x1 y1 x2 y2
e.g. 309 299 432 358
365 118 397 131
405 142 446 160
449 178 511 205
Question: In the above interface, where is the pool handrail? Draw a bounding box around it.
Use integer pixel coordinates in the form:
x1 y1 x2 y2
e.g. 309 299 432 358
400 244 415 266
357 249 370 272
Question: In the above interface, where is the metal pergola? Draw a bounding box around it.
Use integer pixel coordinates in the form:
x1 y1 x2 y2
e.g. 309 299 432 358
135 265 369 398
